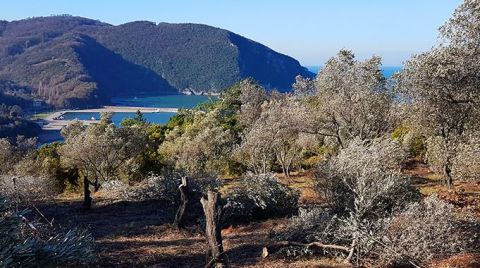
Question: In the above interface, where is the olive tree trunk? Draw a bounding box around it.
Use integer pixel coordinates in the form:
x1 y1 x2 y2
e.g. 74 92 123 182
173 177 189 228
83 175 92 210
443 161 453 189
200 191 227 268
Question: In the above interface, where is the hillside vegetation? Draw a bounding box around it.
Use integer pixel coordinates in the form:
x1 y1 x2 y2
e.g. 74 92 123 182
0 103 40 139
0 16 312 108
2 1 480 267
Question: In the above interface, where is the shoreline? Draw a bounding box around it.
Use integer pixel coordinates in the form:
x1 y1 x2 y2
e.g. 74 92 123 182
38 105 179 131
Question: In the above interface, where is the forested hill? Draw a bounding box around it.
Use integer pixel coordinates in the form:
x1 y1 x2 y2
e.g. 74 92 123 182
0 16 313 108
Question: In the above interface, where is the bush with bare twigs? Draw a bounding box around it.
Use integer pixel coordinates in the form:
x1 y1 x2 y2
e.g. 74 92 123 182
0 195 95 267
0 175 57 204
224 173 299 224
377 195 480 267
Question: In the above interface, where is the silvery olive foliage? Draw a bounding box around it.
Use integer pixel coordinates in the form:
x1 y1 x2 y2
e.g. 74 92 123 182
439 0 480 46
275 207 338 244
159 109 235 177
312 138 420 261
0 137 37 175
60 114 147 184
452 132 480 181
234 120 276 175
425 136 456 179
292 75 316 97
224 173 299 223
378 195 480 266
0 196 95 267
276 196 478 266
296 50 395 148
279 139 476 264
236 79 269 129
0 175 57 203
398 0 480 186
316 137 417 215
102 174 222 204
272 207 343 258
235 96 317 177
123 174 180 203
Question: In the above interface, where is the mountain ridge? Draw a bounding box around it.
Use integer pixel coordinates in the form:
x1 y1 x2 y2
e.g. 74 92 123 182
0 16 313 108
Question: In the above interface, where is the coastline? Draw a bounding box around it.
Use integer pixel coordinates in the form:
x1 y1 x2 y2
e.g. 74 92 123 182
38 105 179 131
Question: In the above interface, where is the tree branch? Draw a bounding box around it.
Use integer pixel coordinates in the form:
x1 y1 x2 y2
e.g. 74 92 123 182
262 241 350 258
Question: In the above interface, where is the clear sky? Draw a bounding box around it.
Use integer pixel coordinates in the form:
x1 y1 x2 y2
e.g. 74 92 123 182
0 0 463 66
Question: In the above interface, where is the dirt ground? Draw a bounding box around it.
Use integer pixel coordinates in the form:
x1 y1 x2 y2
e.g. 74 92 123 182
30 161 479 267
34 197 348 268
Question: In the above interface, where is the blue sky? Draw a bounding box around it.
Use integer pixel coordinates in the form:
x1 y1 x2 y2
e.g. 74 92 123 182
0 0 463 66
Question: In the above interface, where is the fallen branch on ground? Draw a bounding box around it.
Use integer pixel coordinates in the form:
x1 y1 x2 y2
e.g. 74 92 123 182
262 241 350 258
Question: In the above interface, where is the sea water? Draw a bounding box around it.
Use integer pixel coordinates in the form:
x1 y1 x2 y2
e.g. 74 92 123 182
306 66 402 78
61 111 177 126
111 95 216 109
60 95 216 126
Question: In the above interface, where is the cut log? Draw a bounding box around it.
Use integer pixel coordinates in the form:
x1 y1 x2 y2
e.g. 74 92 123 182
201 191 227 268
173 177 189 228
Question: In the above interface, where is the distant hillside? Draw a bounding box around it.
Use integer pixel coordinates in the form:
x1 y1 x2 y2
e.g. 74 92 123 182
0 16 313 108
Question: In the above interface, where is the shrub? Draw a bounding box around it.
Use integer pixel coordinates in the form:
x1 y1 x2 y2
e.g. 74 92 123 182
274 207 338 244
0 175 57 203
269 207 340 258
310 138 421 262
452 133 480 181
378 195 480 266
273 196 479 266
403 133 427 158
0 137 37 175
0 195 95 267
124 174 180 204
102 174 222 205
315 138 419 216
224 173 299 224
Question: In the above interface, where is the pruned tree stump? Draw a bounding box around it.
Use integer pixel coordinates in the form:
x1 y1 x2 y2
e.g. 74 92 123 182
201 191 227 268
83 175 92 210
173 177 189 228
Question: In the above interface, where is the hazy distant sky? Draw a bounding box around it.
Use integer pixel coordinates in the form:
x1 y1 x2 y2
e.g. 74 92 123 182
0 0 463 66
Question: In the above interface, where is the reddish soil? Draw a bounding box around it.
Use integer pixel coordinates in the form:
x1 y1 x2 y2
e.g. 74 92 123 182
28 163 479 267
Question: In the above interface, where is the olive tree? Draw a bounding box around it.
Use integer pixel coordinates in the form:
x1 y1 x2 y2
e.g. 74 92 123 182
60 113 146 188
236 79 269 129
292 75 316 96
398 0 480 187
264 97 316 177
234 121 275 175
301 50 394 148
452 132 480 181
0 136 37 175
235 96 316 177
159 109 235 177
